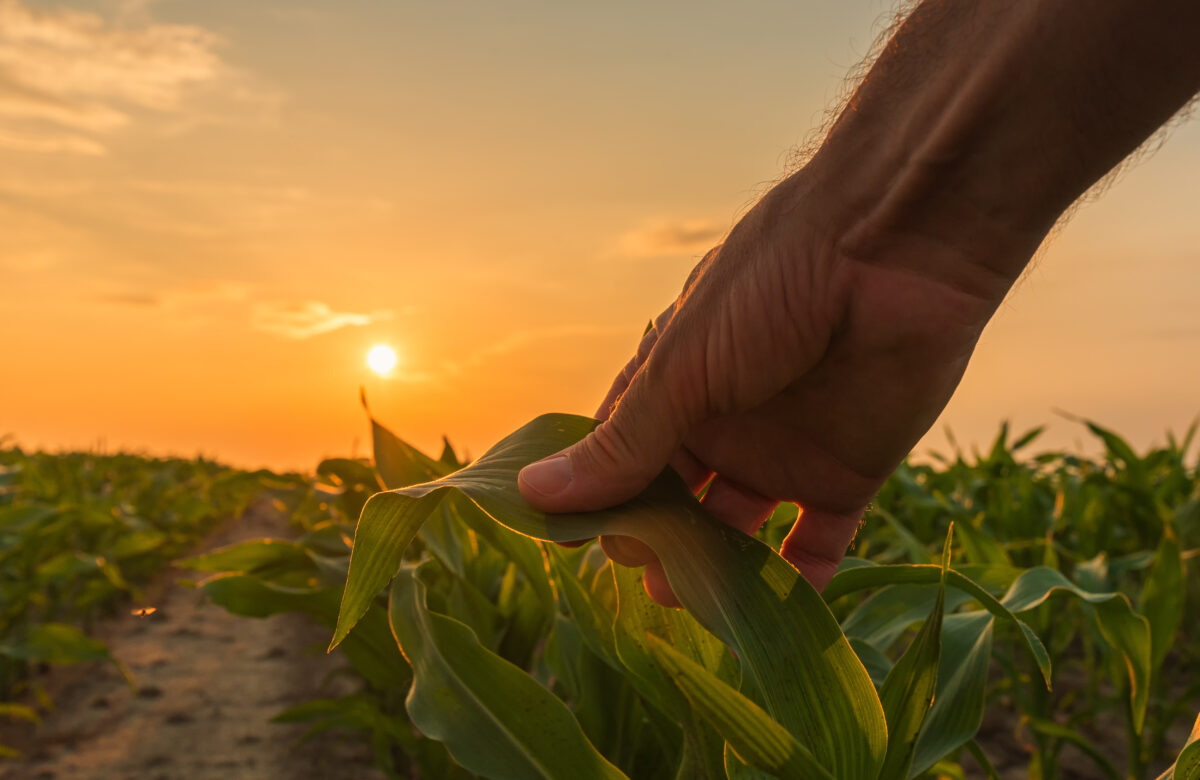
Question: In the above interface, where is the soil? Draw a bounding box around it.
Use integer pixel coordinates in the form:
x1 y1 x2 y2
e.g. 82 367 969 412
967 666 1197 780
0 502 388 780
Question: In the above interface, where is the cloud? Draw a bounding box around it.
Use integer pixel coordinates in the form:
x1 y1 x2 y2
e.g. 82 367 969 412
616 218 726 258
251 301 393 340
442 324 629 376
0 0 264 154
95 280 250 309
0 127 105 155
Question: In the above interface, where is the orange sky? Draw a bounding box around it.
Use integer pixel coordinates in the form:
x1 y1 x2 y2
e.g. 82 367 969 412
3 0 1199 471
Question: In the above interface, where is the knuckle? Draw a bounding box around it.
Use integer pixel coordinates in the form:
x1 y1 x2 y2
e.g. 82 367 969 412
579 420 639 472
780 544 842 592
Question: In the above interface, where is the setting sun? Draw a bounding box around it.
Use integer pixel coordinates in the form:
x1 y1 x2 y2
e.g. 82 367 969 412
367 345 398 376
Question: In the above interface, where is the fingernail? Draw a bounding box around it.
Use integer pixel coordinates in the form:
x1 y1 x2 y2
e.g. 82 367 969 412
520 456 573 496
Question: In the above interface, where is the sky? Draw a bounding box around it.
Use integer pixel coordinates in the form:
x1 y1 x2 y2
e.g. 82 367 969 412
2 0 1199 471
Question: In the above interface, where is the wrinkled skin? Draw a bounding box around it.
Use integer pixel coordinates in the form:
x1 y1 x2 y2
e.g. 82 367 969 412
519 179 1016 605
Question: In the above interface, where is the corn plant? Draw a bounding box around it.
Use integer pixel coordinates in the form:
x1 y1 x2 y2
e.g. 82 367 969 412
314 414 1166 778
850 417 1197 778
0 447 268 757
184 409 1196 779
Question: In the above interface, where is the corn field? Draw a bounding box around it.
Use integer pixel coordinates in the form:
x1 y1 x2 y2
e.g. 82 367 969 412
1 414 1198 779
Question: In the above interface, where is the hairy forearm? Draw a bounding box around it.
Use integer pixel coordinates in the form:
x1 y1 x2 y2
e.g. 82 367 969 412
792 0 1200 286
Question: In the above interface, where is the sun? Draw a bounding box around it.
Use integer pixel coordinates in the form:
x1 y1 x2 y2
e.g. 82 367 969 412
366 344 398 376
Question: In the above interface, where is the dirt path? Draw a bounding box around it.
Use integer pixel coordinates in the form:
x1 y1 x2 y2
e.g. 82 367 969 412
1 503 388 780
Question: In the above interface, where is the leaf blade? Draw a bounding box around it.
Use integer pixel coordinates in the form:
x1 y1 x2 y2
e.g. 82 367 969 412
389 564 626 780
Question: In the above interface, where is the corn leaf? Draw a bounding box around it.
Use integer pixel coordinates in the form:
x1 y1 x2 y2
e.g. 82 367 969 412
648 636 833 780
999 567 1152 732
371 417 448 487
611 564 729 779
335 413 886 780
909 612 994 777
847 638 893 688
373 417 555 621
1139 520 1184 672
842 585 973 651
0 623 110 664
1156 714 1200 780
547 547 620 667
178 538 312 574
824 563 1051 687
1027 718 1121 779
200 574 409 691
388 563 626 780
876 526 950 780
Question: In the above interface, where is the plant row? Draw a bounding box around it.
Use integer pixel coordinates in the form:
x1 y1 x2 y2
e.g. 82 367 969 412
187 413 1199 779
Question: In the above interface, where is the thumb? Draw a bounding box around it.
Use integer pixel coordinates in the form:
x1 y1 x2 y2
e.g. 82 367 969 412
518 358 700 513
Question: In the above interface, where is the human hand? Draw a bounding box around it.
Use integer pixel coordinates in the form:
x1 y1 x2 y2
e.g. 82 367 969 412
517 168 1019 605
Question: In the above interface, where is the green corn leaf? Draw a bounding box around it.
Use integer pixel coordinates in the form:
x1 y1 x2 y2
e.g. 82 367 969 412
374 418 555 621
0 623 110 664
999 567 1152 732
178 539 313 574
870 507 932 564
199 574 409 690
1026 719 1120 780
648 636 833 780
200 572 327 617
824 563 1051 688
1083 419 1145 482
1139 520 1184 672
876 526 950 780
331 488 447 650
965 741 1000 780
842 584 973 651
1010 425 1046 451
0 504 57 533
335 413 886 780
673 726 727 780
371 417 449 488
612 562 734 707
909 612 994 776
271 692 414 748
847 638 893 688
955 520 1010 567
1156 714 1200 780
611 564 729 778
547 547 620 667
410 499 471 578
317 457 383 490
439 436 463 469
389 564 626 780
107 529 167 560
450 494 555 619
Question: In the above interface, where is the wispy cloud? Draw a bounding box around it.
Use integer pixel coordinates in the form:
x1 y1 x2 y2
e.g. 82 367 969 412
442 324 629 376
0 0 261 154
96 285 390 341
616 218 726 258
95 280 249 308
251 301 393 340
0 127 104 155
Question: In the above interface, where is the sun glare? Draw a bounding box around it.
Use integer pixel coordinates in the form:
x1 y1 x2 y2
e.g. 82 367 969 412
367 344 398 376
